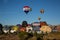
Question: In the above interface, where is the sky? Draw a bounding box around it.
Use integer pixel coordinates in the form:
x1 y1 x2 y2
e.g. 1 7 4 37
0 0 60 25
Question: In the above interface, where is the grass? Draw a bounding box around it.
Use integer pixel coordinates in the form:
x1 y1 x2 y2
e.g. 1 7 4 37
0 32 60 40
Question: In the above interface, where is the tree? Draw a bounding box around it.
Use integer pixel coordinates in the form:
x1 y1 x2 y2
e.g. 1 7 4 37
22 21 28 27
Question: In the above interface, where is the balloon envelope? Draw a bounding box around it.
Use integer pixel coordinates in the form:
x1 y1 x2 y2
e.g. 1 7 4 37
40 9 44 14
23 6 31 14
24 6 30 8
24 10 29 14
12 26 18 31
38 17 41 20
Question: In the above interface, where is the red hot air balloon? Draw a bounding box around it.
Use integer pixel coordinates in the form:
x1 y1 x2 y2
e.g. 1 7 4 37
23 6 30 14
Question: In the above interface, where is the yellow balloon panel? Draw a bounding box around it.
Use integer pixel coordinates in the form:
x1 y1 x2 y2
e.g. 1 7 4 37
12 26 18 31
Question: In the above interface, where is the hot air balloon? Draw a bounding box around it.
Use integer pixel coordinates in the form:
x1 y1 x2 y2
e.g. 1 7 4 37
10 26 19 33
40 25 52 33
23 6 31 14
38 17 41 21
40 9 44 14
20 27 26 32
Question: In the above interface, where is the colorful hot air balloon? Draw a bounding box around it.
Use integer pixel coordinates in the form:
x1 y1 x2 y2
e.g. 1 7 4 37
23 6 30 14
10 26 19 33
40 9 44 14
20 27 26 32
40 25 52 33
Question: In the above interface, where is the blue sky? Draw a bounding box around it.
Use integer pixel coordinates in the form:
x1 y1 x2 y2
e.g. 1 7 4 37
0 0 60 25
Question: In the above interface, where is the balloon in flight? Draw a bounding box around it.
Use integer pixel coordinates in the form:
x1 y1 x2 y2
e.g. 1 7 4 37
38 17 41 20
40 9 44 14
23 6 31 14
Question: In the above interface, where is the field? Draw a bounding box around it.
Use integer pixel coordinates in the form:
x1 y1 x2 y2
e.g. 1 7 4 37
0 32 60 40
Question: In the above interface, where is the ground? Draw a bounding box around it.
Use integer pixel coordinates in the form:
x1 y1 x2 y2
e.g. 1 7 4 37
0 34 20 40
0 32 60 40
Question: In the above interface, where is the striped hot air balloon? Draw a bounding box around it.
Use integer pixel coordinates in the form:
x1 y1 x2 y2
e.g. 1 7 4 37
23 6 31 14
32 22 40 26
